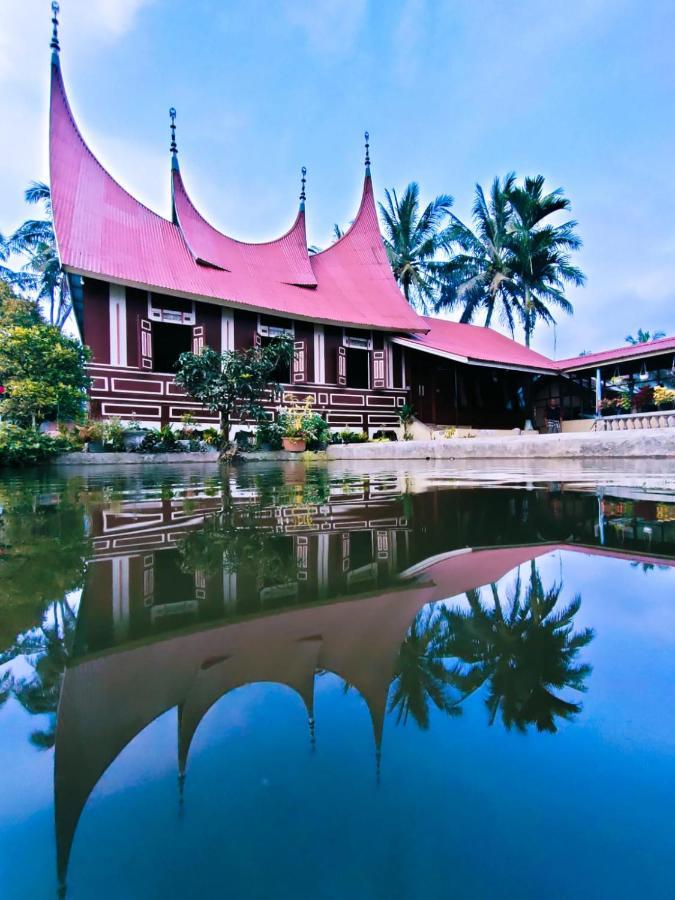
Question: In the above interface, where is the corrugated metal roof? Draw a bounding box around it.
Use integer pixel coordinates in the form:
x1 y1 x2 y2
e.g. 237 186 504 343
397 317 558 372
49 60 427 333
556 336 675 371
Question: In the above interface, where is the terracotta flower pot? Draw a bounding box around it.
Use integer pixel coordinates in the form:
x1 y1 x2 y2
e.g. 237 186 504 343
282 437 306 452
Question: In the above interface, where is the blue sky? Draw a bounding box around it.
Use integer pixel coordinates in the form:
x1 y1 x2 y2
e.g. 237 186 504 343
1 0 674 357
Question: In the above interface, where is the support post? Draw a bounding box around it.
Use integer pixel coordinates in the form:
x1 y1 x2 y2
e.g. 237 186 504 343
595 367 602 416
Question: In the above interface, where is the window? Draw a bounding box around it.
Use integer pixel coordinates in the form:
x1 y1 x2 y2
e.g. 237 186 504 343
346 347 369 389
260 335 291 384
152 322 192 374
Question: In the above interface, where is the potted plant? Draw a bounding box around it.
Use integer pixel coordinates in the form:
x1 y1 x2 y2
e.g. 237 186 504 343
634 385 656 413
77 419 106 452
122 413 149 450
599 398 620 417
654 386 675 410
278 396 327 452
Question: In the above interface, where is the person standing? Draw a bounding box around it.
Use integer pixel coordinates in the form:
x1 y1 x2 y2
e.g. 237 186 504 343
545 399 562 434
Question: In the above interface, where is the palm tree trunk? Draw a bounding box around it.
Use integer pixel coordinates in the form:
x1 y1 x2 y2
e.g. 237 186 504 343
524 288 531 347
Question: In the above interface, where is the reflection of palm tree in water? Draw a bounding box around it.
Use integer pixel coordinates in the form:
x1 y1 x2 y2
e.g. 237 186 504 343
2 598 77 749
388 606 463 729
443 562 594 732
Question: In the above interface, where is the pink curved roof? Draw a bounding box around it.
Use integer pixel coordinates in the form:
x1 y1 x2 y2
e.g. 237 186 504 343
556 335 675 372
49 60 427 333
395 317 557 372
172 168 317 286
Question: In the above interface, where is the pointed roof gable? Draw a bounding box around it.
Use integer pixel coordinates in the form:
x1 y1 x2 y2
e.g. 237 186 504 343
49 60 427 332
172 167 317 286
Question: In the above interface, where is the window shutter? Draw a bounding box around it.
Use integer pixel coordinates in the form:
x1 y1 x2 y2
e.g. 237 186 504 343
372 350 385 389
254 332 262 349
338 346 347 386
293 339 307 383
192 325 205 356
138 317 153 370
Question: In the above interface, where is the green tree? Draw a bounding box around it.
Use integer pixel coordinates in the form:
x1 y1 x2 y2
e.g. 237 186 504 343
443 562 594 732
0 282 42 327
378 183 453 312
1 182 71 328
507 175 585 347
174 336 293 448
0 321 90 427
437 174 522 332
625 328 666 345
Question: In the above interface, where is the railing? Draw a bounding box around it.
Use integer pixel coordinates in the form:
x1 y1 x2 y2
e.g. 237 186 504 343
593 409 675 431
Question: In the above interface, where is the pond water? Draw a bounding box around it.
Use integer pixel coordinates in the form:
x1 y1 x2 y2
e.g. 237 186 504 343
1 463 674 900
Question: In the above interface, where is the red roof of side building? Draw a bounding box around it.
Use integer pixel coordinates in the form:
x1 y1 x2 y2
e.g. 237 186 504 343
555 336 675 371
49 60 427 333
394 316 558 372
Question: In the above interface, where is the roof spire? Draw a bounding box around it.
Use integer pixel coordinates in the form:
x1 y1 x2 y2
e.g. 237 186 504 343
50 1 60 64
364 130 371 176
299 166 307 211
169 107 179 171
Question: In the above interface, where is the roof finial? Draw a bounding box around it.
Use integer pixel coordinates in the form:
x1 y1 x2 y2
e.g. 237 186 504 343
299 166 307 210
169 107 179 171
50 2 60 62
364 130 371 175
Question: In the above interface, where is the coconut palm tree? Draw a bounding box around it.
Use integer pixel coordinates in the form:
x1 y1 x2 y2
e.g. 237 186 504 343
3 182 71 329
436 174 522 332
625 328 666 346
507 176 585 347
443 563 594 732
388 605 462 729
378 183 453 312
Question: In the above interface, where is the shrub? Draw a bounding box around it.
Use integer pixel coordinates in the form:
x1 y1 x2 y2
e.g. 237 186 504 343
134 427 184 454
0 424 68 466
334 429 368 444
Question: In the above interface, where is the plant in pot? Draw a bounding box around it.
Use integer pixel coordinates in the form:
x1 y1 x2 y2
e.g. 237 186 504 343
103 418 127 452
599 398 620 417
654 386 675 411
634 385 656 412
77 419 106 452
122 413 149 450
278 396 327 452
256 417 283 451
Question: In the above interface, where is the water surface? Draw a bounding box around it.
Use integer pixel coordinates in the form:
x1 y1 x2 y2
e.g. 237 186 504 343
1 463 674 899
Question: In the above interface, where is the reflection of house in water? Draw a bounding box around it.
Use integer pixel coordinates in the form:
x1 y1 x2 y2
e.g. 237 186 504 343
55 477 675 892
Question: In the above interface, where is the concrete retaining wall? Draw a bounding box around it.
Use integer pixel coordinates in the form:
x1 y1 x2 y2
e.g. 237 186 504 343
327 429 675 460
55 451 220 465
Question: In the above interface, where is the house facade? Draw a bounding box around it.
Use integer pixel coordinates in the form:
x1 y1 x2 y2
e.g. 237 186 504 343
47 13 675 436
48 20 572 437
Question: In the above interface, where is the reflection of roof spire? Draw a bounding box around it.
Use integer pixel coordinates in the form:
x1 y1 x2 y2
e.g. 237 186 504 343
364 130 371 176
375 746 382 786
299 166 307 211
177 703 186 816
50 2 61 64
308 714 316 753
57 876 67 900
169 107 179 171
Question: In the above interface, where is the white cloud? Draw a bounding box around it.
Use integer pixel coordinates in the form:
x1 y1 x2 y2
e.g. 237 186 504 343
0 0 157 85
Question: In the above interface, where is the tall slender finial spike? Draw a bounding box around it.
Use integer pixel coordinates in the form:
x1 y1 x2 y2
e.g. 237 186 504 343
50 2 60 60
299 166 307 209
364 130 371 174
169 107 179 170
